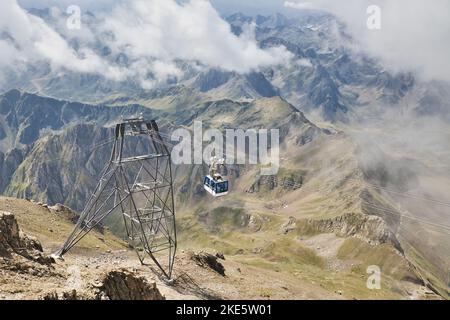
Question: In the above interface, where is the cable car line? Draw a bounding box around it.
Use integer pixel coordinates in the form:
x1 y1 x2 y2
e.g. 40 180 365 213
362 202 450 234
347 178 450 208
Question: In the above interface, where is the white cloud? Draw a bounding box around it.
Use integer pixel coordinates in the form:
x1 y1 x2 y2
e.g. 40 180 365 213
295 58 312 68
0 0 293 89
284 0 450 82
0 0 124 81
101 0 292 75
284 1 313 10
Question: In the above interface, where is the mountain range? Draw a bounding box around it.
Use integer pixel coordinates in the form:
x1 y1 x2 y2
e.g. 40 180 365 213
2 11 449 122
0 10 449 299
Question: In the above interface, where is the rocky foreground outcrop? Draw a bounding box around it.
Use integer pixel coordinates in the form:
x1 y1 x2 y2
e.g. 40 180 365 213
96 269 165 300
42 270 165 301
0 209 166 300
0 211 54 265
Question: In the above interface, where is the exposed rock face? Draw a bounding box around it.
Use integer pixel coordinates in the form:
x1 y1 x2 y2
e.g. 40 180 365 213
193 68 277 99
301 213 403 253
247 174 303 193
244 72 278 97
0 211 54 265
97 270 165 300
5 125 114 209
0 89 154 149
0 149 25 193
189 251 226 276
308 64 347 121
5 123 154 212
194 69 234 92
0 90 156 209
280 217 297 235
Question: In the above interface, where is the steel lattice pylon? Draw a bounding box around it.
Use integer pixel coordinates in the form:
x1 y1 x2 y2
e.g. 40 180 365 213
56 117 177 279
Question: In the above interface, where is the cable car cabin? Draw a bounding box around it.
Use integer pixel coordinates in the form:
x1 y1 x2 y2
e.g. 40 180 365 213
204 174 229 197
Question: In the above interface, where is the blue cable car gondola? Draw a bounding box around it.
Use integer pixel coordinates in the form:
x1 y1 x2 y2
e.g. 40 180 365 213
204 157 229 197
204 174 229 197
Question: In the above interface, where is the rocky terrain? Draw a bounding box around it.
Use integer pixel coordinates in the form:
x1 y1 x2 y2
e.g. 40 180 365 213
0 197 443 300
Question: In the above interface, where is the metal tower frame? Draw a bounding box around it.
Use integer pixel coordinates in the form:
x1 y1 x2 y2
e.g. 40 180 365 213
56 117 177 279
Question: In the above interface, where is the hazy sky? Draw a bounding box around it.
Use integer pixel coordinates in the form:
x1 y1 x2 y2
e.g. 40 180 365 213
211 0 287 14
18 0 289 14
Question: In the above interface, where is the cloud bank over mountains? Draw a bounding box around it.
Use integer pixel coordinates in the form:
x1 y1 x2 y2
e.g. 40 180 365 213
4 0 450 88
284 0 450 82
101 0 292 87
0 0 122 81
1 0 292 88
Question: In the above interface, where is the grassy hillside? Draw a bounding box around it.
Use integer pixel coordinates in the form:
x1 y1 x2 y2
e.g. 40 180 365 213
0 197 126 253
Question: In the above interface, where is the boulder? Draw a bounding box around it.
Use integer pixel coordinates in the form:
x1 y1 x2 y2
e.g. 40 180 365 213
97 270 165 300
190 251 226 276
0 211 53 265
0 212 21 257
